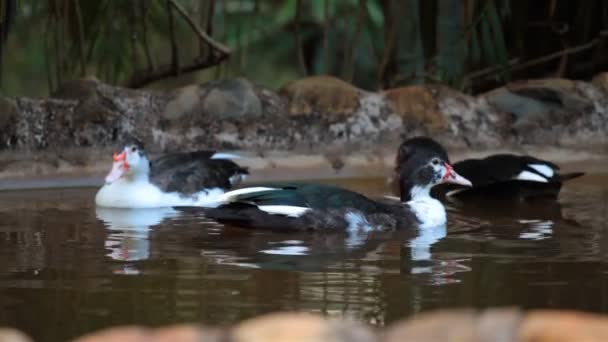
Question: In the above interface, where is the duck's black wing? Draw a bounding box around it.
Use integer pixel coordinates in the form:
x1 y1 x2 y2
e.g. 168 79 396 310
150 151 249 195
432 154 583 200
225 183 384 211
201 183 395 232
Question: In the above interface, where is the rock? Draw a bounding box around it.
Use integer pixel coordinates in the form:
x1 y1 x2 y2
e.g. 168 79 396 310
483 78 608 146
280 75 363 118
383 85 447 131
71 92 122 147
70 327 149 342
231 312 375 342
0 328 33 342
434 85 508 147
152 324 222 342
383 308 522 342
484 79 591 129
0 96 19 148
592 72 608 94
476 308 522 342
52 77 101 100
202 78 262 120
71 325 219 342
162 85 201 121
518 310 608 342
383 309 478 342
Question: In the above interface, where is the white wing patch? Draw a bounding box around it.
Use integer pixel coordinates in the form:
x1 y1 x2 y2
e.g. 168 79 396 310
211 152 242 160
445 188 467 197
515 170 548 183
382 195 401 201
258 205 309 217
528 163 554 178
229 173 247 186
206 186 279 207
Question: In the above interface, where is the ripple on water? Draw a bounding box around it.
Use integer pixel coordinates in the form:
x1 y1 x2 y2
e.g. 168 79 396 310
0 174 608 341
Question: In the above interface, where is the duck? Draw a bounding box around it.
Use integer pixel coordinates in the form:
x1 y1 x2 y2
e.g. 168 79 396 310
95 139 249 208
198 137 472 232
428 154 584 201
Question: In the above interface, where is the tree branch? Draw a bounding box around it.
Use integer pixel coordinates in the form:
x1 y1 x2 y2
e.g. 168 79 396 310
139 0 155 70
168 0 231 55
167 0 179 74
466 31 608 81
73 0 87 77
127 54 228 88
294 0 307 75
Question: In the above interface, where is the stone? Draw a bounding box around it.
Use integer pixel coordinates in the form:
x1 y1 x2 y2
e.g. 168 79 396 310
518 310 608 342
591 72 608 94
483 78 608 145
70 325 220 342
231 312 375 342
0 96 19 148
383 309 477 342
202 78 262 120
434 84 508 147
52 77 102 100
484 78 591 128
383 85 447 131
476 308 522 342
70 327 150 342
162 85 201 121
0 328 33 342
152 324 222 342
280 75 363 118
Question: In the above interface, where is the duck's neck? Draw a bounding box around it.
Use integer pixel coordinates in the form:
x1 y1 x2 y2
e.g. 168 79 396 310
125 161 151 183
126 172 149 183
401 183 446 228
400 182 432 202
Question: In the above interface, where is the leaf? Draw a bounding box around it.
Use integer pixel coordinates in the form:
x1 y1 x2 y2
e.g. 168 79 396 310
486 0 509 78
366 0 384 27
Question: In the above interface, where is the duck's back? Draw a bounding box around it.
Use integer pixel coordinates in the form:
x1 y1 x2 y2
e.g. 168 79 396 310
150 151 248 194
202 183 418 232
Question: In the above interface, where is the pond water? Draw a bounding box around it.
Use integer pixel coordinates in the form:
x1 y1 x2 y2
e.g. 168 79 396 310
1 175 608 341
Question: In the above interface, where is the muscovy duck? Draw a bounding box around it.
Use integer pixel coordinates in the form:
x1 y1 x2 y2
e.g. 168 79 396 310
430 154 584 201
95 140 249 208
200 137 471 231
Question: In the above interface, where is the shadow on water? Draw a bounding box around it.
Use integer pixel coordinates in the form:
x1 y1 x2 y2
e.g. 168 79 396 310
1 175 608 341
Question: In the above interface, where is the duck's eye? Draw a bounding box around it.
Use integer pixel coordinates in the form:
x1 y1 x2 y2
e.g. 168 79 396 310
131 146 137 153
431 158 440 166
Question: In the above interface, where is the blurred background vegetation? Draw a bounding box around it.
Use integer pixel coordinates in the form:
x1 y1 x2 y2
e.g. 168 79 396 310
0 0 607 96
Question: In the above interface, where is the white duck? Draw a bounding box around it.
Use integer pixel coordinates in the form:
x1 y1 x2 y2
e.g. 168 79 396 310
95 140 249 208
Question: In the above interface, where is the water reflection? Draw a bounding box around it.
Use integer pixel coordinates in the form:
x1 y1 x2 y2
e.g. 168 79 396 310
2 175 607 342
96 207 178 273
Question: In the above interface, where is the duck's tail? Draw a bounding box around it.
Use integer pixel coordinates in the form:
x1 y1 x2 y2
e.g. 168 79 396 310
558 172 585 182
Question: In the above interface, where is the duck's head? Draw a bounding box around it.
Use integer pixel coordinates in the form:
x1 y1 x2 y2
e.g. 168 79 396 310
104 140 150 183
396 137 472 202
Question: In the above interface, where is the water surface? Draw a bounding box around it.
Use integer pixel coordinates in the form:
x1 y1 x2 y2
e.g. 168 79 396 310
1 175 608 341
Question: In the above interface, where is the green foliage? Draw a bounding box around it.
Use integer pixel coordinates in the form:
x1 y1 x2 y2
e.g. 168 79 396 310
0 0 605 95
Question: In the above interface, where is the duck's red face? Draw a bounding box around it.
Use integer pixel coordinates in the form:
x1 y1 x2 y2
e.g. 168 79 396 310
441 162 472 186
104 150 130 183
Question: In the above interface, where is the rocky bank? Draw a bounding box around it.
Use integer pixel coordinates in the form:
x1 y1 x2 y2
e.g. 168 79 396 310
4 309 608 342
1 74 608 187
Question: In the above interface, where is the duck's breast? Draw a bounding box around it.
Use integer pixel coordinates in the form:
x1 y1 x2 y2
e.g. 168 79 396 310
95 181 165 208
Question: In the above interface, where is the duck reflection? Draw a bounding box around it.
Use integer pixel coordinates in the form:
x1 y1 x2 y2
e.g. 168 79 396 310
96 207 178 273
445 197 567 241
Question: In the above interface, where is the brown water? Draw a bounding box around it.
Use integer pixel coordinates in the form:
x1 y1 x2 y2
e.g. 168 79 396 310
1 175 608 341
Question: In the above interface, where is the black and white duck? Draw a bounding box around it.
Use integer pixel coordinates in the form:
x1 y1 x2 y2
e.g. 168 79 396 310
95 139 249 208
200 137 471 231
429 154 584 201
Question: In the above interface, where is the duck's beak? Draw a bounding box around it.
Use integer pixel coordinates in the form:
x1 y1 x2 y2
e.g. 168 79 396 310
104 151 129 184
442 163 472 187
